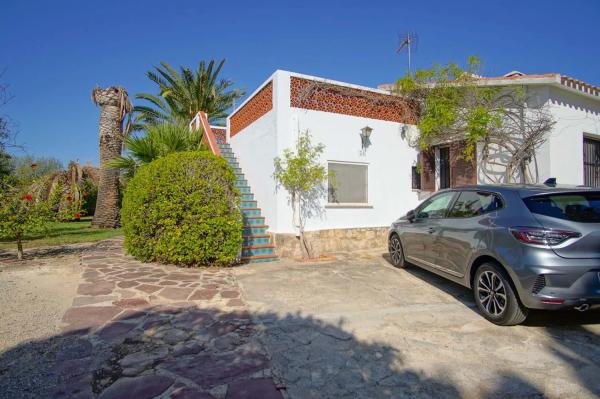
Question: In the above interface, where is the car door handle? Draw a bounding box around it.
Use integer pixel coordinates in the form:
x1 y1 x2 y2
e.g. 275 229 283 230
427 227 436 234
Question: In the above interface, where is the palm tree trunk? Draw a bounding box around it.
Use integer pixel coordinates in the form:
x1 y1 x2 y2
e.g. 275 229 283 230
91 87 131 228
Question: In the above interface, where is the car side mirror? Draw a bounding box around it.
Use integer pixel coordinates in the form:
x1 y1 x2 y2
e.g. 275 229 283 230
406 209 416 223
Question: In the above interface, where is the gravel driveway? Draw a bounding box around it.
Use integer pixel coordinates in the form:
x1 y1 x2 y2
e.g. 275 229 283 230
234 251 600 399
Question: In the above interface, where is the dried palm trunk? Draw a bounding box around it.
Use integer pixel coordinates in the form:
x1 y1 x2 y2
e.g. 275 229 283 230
91 87 131 228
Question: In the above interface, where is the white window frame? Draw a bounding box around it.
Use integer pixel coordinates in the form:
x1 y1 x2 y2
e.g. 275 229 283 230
326 161 371 208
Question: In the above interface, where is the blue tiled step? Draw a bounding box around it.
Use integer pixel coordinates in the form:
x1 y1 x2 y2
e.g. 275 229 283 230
243 234 271 246
241 208 261 217
234 179 248 187
241 193 254 200
244 216 265 225
240 200 257 208
238 186 251 194
242 225 269 235
242 245 275 257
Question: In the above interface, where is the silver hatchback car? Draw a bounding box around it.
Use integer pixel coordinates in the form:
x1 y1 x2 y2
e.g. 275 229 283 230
388 184 600 325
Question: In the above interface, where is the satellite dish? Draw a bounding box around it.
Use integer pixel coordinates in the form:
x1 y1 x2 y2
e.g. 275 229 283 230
401 125 418 146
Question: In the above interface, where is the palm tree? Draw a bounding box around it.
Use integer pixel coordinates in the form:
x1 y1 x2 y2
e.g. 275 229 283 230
91 86 132 228
108 123 204 178
134 59 244 128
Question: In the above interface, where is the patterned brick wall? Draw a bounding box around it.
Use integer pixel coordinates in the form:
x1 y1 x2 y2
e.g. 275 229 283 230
212 127 226 144
290 77 417 124
230 82 273 137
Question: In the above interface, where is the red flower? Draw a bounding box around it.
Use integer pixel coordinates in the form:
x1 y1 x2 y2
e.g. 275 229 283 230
65 195 73 201
73 213 81 220
30 163 38 169
23 193 33 202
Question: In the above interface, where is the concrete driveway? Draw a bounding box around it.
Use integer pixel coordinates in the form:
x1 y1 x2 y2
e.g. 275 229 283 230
234 251 600 399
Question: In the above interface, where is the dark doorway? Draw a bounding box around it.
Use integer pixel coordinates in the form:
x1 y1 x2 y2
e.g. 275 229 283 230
583 137 600 187
439 147 450 189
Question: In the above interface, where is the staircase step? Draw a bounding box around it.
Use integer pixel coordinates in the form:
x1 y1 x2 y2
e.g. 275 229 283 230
238 186 251 194
243 234 271 246
241 254 279 263
241 208 261 217
243 216 265 225
240 200 257 208
241 193 254 200
235 173 245 180
234 179 248 187
242 245 275 257
242 225 269 235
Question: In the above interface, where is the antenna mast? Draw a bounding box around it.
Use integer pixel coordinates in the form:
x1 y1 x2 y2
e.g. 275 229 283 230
397 32 418 76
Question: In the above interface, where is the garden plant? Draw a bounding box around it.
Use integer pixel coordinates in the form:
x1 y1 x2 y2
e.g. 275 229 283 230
121 151 242 266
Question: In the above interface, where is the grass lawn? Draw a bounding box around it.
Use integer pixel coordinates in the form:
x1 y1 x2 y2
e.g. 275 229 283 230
0 216 123 250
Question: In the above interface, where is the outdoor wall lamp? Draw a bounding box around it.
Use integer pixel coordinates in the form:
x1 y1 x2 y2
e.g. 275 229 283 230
360 126 373 154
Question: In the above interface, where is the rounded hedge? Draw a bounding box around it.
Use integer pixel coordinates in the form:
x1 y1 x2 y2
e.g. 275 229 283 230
121 151 242 266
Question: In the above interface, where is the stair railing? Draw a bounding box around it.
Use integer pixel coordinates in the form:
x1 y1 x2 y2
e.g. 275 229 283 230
189 111 221 156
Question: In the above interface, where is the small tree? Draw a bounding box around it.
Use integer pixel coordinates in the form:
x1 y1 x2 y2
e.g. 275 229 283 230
273 130 329 259
0 176 53 260
396 56 555 183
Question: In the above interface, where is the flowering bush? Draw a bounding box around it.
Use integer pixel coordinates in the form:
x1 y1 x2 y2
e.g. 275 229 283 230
0 176 54 259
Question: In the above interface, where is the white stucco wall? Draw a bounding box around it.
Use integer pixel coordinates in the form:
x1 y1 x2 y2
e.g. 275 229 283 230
230 70 421 234
229 109 278 231
546 87 600 185
477 85 600 186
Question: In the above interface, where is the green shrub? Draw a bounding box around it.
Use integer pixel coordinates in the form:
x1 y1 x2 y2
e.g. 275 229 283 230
121 151 242 266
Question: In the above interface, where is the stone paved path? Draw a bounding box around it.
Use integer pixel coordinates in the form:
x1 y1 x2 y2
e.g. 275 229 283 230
52 238 284 399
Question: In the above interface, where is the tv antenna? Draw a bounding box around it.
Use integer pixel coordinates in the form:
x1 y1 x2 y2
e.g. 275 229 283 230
397 32 418 76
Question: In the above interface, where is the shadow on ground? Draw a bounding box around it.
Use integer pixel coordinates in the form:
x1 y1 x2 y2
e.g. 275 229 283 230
380 253 600 397
1 302 599 398
382 253 600 326
0 242 98 263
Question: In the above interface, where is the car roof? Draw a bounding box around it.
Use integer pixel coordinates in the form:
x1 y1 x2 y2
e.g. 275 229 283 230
454 184 600 198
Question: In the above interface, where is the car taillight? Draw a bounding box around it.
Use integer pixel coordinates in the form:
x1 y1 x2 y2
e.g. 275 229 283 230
509 227 581 246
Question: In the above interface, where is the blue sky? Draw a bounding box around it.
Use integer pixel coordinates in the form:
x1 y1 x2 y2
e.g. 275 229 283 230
2 0 599 166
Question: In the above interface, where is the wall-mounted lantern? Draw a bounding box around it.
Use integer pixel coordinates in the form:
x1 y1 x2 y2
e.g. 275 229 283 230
360 126 373 155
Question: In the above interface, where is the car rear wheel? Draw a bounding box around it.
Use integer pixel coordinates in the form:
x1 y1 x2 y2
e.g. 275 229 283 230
473 263 528 326
388 234 407 268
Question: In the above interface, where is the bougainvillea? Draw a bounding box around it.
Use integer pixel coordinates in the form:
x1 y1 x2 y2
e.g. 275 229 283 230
0 172 54 259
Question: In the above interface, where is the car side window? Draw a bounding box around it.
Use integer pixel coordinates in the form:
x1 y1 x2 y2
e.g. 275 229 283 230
448 191 502 218
417 192 455 219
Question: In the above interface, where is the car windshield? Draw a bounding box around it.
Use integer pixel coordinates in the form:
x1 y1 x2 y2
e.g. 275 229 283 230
523 192 600 223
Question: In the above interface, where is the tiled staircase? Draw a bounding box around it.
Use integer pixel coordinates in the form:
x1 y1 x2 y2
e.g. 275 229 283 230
218 142 278 263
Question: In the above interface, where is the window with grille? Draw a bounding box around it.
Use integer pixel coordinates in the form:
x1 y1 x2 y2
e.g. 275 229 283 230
328 162 368 204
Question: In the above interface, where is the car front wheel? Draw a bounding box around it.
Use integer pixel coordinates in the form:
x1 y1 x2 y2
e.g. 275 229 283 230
473 263 528 326
388 234 407 268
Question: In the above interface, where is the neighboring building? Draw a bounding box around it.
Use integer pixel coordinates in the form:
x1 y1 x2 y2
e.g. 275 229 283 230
223 70 422 256
380 71 600 191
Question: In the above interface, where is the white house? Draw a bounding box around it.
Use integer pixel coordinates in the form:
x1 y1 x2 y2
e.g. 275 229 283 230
380 71 600 192
223 70 422 256
209 69 600 257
